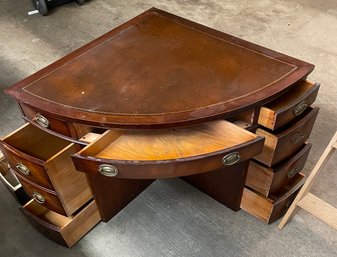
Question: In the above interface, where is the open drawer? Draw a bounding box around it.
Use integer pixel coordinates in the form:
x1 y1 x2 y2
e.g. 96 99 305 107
72 120 265 179
0 123 92 216
20 199 100 248
246 143 312 197
254 107 319 167
19 103 95 144
258 80 320 131
241 173 305 224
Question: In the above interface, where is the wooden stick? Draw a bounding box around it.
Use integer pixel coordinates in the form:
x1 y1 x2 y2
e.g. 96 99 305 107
278 131 337 229
298 193 337 230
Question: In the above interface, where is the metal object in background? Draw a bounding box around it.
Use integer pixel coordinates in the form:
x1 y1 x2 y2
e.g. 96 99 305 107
30 0 86 16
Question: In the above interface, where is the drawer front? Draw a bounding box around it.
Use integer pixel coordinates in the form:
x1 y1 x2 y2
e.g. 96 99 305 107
269 174 305 223
0 143 54 190
269 143 311 195
20 199 100 247
258 81 320 131
72 121 265 179
18 176 67 216
255 107 319 166
72 141 264 179
246 143 311 196
20 104 72 137
241 174 305 224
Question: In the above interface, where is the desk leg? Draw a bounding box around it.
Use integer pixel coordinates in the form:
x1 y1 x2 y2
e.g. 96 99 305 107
86 174 154 222
181 161 249 211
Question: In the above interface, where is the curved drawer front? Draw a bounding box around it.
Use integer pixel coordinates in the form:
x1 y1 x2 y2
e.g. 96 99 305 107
258 81 320 131
18 175 67 216
0 123 72 190
72 120 264 179
246 143 311 196
0 143 54 190
255 107 319 167
20 199 100 248
269 143 311 195
241 173 305 224
20 104 72 138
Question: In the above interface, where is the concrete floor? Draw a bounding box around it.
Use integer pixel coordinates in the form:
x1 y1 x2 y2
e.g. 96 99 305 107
0 0 337 256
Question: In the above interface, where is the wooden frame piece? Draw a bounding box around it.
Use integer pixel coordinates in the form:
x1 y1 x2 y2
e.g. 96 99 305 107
279 131 337 229
0 151 31 205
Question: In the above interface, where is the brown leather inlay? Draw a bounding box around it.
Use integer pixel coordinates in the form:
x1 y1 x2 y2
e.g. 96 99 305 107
23 14 295 115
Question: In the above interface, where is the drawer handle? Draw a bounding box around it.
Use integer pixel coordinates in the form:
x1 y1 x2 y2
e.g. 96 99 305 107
35 114 49 128
291 132 305 145
288 168 299 179
222 152 240 166
293 101 308 116
98 164 119 177
16 163 30 176
32 192 45 204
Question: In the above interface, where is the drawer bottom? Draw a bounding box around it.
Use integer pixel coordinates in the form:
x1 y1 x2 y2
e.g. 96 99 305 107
240 174 305 224
20 199 101 247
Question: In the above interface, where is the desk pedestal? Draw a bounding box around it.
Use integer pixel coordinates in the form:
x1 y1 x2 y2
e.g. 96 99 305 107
86 162 249 222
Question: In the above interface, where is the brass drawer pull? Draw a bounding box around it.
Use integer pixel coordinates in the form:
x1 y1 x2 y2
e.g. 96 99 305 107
293 101 308 116
288 167 299 179
98 164 119 177
291 132 304 145
16 163 30 176
32 192 45 204
35 114 49 128
222 152 240 166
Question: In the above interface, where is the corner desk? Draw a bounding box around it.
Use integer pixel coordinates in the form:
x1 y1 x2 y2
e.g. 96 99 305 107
1 8 319 246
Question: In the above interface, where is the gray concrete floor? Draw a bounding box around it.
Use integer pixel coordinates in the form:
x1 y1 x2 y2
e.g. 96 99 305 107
0 0 337 256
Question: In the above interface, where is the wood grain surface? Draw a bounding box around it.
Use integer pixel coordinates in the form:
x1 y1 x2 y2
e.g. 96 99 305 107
21 199 100 247
97 120 256 161
72 120 264 179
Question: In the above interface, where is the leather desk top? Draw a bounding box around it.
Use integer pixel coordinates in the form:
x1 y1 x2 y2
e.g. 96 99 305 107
6 8 314 129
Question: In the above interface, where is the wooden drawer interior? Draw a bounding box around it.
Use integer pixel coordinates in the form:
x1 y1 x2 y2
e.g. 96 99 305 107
79 120 259 161
2 123 70 161
21 199 100 248
2 123 93 216
227 108 258 129
258 80 319 131
241 173 305 224
72 120 264 179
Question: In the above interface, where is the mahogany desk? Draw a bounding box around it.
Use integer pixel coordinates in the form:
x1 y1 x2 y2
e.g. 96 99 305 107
2 8 319 244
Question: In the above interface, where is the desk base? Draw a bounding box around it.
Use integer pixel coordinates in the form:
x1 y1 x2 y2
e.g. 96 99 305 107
182 161 249 211
87 162 249 222
86 174 154 222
